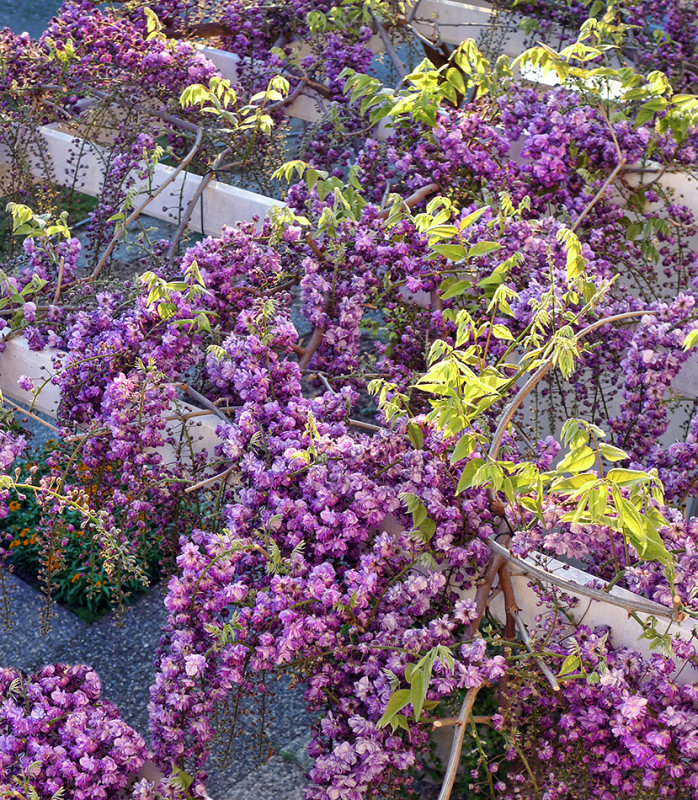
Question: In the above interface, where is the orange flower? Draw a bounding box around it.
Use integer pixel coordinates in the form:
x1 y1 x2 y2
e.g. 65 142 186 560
45 555 61 572
8 501 20 512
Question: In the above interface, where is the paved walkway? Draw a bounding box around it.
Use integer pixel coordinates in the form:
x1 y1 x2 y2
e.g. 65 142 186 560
0 0 62 38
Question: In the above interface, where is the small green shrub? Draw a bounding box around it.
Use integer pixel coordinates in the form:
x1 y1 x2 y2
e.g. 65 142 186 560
1 440 163 621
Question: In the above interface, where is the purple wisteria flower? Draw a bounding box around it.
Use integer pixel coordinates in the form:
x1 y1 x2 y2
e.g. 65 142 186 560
0 664 147 799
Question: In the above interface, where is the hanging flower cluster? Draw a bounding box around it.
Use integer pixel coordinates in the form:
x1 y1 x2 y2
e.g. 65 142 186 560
0 664 148 800
499 626 698 799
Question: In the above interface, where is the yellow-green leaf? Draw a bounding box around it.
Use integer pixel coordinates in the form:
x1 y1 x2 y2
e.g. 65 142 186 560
550 473 597 494
459 206 489 230
607 468 647 487
558 652 581 678
491 324 514 340
440 278 472 300
598 443 628 462
558 446 596 474
445 67 466 94
683 329 698 351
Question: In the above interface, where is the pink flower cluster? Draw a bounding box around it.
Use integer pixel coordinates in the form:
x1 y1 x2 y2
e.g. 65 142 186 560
0 664 147 800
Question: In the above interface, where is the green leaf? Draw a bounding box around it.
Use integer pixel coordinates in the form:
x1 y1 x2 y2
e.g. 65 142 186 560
558 652 581 678
431 243 468 261
618 498 670 566
400 492 421 514
196 312 212 333
441 83 458 105
620 497 644 539
169 767 194 790
440 278 472 300
473 462 504 490
157 302 177 320
407 422 424 450
412 504 428 527
392 713 410 732
456 458 484 494
410 669 425 720
501 476 517 505
556 227 586 282
635 96 667 127
378 688 412 728
561 419 588 449
557 349 575 379
468 241 502 258
144 7 166 40
426 224 458 240
420 518 436 541
587 484 608 519
638 519 672 564
450 435 476 465
557 446 596 474
7 202 35 231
